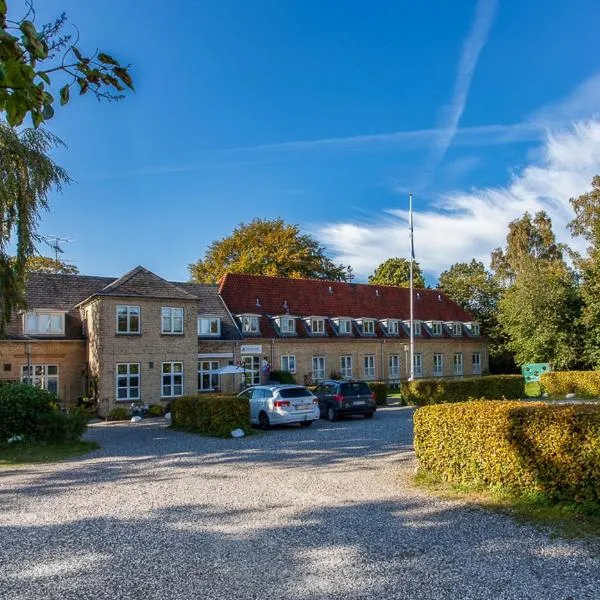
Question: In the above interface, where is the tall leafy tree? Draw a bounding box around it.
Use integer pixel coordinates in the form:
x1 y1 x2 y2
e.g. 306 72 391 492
21 254 78 274
568 175 600 367
368 257 425 288
189 218 346 283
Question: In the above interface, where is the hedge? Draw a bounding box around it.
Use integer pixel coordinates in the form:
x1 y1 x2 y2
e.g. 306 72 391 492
269 370 296 384
171 395 251 437
414 400 600 503
541 371 600 398
368 382 387 406
401 375 524 406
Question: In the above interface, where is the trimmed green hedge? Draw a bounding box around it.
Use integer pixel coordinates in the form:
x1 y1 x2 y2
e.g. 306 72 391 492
414 400 600 503
401 375 524 405
269 370 297 384
171 395 251 437
368 382 387 406
541 371 600 398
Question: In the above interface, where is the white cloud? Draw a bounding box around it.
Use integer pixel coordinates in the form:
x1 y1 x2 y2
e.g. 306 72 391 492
318 120 600 279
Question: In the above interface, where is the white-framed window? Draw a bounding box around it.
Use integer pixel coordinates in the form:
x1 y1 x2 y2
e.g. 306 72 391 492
24 311 65 335
387 320 399 335
198 360 219 391
362 320 375 335
312 356 326 382
21 364 59 395
241 355 260 385
162 307 184 334
198 317 221 336
468 323 481 336
311 318 326 334
116 363 140 401
116 305 140 334
472 352 482 374
338 319 352 334
453 353 464 376
280 317 296 334
414 353 423 378
413 321 422 336
280 355 296 373
363 355 376 379
430 321 443 336
162 362 183 397
340 355 353 378
450 322 462 336
433 354 444 377
240 315 260 334
389 355 400 379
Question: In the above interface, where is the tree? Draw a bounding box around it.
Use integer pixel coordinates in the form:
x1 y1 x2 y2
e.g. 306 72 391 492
492 212 582 368
1 2 133 127
568 175 600 367
0 124 69 330
368 257 425 288
22 254 78 274
189 218 346 283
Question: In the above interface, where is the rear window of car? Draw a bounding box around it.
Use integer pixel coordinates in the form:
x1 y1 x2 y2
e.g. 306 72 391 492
340 382 371 397
278 387 312 398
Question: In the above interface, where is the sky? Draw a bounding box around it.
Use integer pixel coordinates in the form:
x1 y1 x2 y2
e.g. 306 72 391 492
10 0 600 283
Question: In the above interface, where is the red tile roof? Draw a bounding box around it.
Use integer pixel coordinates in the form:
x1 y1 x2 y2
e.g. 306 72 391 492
219 274 475 323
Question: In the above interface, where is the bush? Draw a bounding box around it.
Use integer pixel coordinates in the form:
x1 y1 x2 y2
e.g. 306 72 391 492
368 381 387 406
414 400 600 503
269 370 296 384
147 403 164 417
0 383 58 442
34 409 89 443
107 406 130 421
171 395 251 437
401 375 524 406
541 371 600 398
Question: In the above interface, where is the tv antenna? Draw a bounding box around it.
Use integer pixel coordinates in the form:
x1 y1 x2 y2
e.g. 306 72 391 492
40 235 76 270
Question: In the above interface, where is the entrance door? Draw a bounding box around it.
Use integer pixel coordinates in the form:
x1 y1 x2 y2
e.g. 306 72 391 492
241 355 260 386
198 361 220 391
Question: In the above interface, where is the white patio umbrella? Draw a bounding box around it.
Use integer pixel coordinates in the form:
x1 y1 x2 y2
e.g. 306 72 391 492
209 365 247 375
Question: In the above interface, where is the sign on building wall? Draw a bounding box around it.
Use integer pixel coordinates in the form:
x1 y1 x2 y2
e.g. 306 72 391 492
241 344 262 354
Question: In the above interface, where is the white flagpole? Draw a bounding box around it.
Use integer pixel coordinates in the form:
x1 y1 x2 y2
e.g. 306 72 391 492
409 193 415 382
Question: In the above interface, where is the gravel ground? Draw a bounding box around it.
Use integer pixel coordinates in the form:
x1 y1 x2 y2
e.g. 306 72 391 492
1 407 599 600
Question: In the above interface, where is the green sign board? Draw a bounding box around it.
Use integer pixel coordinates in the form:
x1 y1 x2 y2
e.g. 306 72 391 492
521 363 550 383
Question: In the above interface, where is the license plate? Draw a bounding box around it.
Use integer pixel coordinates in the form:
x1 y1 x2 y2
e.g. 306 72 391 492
353 400 366 405
297 404 311 410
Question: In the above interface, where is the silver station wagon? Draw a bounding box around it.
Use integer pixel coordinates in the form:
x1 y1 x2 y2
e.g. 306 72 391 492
238 384 320 429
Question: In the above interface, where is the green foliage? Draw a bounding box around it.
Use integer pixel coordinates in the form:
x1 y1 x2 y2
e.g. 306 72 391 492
368 257 425 288
171 395 251 438
269 370 296 384
414 400 600 503
20 254 79 274
540 371 600 398
0 3 133 127
401 375 524 406
147 403 164 417
0 383 87 443
368 381 387 406
188 218 346 283
106 406 129 421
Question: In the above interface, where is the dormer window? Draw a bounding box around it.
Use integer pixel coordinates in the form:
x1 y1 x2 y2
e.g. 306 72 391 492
403 320 422 336
466 322 480 336
386 320 399 335
447 322 462 336
361 319 375 335
240 315 260 334
279 316 296 334
24 311 65 335
198 317 221 337
429 321 443 336
334 318 352 335
309 317 326 334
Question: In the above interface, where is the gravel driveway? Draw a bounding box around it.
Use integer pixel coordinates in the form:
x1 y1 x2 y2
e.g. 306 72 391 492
1 407 599 600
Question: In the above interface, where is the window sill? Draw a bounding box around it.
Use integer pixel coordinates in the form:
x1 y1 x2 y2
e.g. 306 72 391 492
116 333 141 337
160 333 185 337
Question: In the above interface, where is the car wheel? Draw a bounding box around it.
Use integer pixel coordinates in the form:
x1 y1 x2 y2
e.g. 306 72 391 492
327 406 338 422
364 411 374 419
300 420 312 427
259 411 270 430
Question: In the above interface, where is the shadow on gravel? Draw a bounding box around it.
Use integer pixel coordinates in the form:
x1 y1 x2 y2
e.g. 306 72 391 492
1 497 598 599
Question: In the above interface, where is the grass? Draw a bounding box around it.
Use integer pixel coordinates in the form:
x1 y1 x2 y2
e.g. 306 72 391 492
413 467 600 542
0 441 100 467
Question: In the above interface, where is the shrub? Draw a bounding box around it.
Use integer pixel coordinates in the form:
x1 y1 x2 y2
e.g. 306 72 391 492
107 407 130 421
269 370 296 384
401 375 524 406
171 395 251 437
0 383 58 442
368 381 387 406
540 371 600 398
414 400 600 503
147 403 164 417
35 409 89 443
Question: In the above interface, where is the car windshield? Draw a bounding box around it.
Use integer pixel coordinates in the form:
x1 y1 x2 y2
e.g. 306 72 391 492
340 382 371 397
278 387 312 398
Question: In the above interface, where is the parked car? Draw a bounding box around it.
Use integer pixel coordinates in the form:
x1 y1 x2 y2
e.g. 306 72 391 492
238 384 320 429
313 380 376 421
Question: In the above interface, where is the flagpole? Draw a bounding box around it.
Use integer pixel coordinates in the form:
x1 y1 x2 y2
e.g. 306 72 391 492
409 193 415 382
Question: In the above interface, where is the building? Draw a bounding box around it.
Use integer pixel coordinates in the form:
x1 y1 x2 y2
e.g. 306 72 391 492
0 267 487 415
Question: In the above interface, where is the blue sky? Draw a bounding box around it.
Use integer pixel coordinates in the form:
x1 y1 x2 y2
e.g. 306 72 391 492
13 0 600 282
